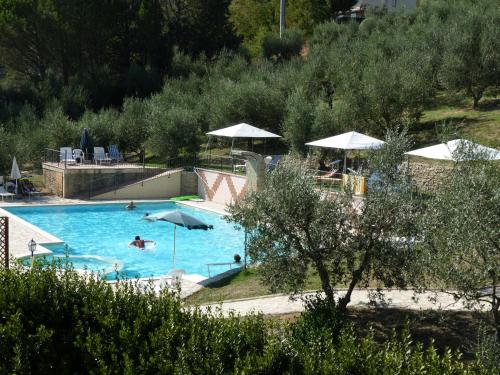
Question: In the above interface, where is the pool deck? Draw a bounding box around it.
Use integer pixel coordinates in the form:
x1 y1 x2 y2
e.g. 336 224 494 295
0 197 230 297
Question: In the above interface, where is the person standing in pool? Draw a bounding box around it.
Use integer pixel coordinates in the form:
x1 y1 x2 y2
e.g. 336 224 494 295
126 201 136 210
129 235 154 249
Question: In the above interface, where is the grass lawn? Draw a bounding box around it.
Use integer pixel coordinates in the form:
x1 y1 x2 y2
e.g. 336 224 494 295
185 268 322 305
413 94 500 148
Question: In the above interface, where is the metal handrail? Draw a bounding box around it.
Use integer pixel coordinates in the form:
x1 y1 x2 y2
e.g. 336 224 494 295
206 261 241 278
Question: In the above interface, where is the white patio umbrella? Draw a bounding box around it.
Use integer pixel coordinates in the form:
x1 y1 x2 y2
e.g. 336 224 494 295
206 123 281 152
10 156 21 194
306 131 385 172
405 139 500 161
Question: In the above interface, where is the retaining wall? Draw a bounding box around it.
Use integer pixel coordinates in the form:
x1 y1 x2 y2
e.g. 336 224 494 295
196 168 247 206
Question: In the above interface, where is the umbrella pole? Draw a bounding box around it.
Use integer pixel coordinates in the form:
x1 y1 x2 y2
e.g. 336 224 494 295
244 229 247 270
343 152 347 173
173 225 176 270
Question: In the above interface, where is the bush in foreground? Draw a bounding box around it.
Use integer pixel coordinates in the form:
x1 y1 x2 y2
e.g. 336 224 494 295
0 265 494 374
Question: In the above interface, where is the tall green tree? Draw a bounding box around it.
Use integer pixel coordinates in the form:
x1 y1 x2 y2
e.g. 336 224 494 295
438 1 500 108
229 130 420 312
420 145 500 341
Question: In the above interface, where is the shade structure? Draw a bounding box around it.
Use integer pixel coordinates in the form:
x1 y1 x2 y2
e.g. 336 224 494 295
405 139 500 161
207 123 281 139
10 156 21 194
306 131 385 173
80 128 92 157
305 131 385 150
149 210 213 270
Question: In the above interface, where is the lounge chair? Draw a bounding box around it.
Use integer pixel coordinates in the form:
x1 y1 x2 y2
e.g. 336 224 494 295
0 186 14 201
0 177 15 201
0 177 14 200
108 145 124 163
60 147 77 165
73 149 85 164
161 269 186 289
137 269 186 294
266 155 281 171
315 160 341 182
20 179 43 199
94 147 112 165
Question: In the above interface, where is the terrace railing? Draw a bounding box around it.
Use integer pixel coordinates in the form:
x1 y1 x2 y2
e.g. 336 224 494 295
166 155 247 175
44 148 146 169
85 165 170 199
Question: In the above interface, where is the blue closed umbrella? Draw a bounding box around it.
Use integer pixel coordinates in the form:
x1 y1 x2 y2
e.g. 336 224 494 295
80 128 92 159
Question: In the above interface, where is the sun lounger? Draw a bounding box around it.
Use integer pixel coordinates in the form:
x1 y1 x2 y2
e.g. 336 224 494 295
108 145 124 163
137 269 186 294
60 147 77 165
73 149 85 164
266 155 281 171
161 269 186 288
94 147 112 165
0 176 15 200
314 159 341 182
20 179 43 199
0 186 15 201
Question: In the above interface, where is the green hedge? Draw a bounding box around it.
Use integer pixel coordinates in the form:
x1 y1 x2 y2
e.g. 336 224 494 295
0 265 493 374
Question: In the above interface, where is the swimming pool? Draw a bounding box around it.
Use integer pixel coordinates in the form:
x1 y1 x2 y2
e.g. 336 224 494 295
7 203 244 279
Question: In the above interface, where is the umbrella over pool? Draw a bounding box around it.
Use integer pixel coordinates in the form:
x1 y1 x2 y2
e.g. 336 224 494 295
149 210 213 269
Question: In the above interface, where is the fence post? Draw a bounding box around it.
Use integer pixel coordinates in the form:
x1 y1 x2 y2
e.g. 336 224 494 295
0 217 9 269
64 150 67 169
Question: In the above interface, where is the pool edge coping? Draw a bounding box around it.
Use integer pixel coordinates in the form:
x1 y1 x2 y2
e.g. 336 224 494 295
1 199 234 282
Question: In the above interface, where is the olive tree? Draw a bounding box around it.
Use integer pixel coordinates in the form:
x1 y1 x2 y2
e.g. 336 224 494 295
438 1 500 109
420 145 500 341
228 129 420 312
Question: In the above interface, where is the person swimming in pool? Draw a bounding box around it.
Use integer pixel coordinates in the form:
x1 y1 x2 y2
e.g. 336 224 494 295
129 235 154 249
126 201 136 210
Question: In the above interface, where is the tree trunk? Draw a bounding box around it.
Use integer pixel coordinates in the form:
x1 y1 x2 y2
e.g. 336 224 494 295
315 259 335 306
472 96 480 109
492 284 500 343
338 250 371 312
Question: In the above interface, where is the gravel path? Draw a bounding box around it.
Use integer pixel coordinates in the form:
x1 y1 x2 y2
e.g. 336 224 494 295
200 289 489 316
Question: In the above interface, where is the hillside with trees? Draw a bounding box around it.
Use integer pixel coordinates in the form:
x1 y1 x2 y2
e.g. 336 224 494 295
0 0 498 174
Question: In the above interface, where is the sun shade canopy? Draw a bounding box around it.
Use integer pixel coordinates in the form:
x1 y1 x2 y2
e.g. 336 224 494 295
207 123 281 139
405 139 500 161
305 131 385 150
149 210 213 230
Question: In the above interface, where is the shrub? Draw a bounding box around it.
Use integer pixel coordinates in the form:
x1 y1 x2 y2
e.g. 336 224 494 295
262 29 304 61
0 265 493 374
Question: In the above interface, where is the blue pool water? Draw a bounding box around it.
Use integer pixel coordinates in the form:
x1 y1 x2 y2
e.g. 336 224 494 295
7 203 244 279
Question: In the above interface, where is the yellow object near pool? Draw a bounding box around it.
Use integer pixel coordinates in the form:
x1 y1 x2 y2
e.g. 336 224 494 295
342 174 367 195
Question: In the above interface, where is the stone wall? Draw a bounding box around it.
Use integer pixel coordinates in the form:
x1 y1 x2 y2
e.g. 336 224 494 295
180 171 198 196
43 167 64 197
408 162 452 192
92 170 182 200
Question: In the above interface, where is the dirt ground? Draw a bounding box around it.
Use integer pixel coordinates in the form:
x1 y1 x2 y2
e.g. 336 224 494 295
274 308 494 361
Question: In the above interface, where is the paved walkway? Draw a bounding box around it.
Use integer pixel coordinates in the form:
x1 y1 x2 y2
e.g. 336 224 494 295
0 206 63 258
200 289 489 316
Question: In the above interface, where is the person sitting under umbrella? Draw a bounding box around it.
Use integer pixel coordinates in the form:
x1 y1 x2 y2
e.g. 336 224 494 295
129 235 154 249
